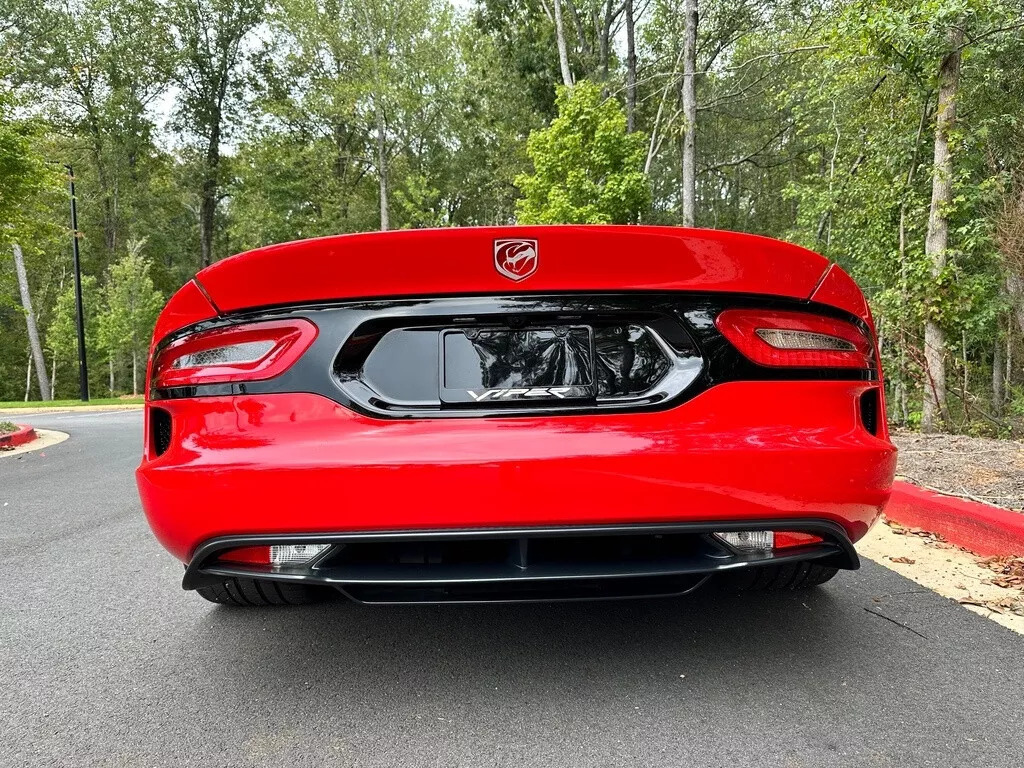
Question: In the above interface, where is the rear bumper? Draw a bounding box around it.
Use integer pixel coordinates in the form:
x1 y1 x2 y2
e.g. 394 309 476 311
182 520 858 603
136 380 896 565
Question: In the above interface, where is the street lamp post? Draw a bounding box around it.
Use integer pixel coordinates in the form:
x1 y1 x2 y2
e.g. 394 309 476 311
65 165 89 401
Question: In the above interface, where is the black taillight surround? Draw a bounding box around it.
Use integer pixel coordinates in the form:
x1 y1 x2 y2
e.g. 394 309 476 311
150 293 878 418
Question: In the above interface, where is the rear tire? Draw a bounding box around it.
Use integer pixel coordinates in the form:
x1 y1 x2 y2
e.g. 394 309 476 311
725 562 839 592
196 578 323 606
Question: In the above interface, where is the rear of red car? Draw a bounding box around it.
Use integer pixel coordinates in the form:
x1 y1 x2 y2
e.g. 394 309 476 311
136 226 896 605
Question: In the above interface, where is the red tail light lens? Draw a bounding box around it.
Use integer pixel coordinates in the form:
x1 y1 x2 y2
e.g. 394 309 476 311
773 532 824 549
715 309 873 369
217 546 271 565
152 319 317 389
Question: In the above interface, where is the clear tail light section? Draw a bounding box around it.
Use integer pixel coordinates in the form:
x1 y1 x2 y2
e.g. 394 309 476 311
152 319 318 389
715 309 873 369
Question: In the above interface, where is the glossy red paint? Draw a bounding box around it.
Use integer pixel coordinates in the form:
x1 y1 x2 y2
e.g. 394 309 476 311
810 264 873 327
150 279 218 350
192 226 831 316
137 382 895 563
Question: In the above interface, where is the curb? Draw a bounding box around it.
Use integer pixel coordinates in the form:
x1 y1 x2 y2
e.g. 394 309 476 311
0 425 37 449
886 480 1024 558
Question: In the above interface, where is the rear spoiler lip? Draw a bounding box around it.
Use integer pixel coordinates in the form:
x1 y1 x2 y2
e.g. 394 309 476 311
193 226 832 314
154 228 871 346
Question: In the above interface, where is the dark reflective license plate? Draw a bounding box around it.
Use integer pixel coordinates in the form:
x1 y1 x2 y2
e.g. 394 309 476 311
440 326 596 404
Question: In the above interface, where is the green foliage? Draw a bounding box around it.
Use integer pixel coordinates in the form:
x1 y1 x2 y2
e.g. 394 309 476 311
515 82 650 224
45 275 103 398
98 243 163 393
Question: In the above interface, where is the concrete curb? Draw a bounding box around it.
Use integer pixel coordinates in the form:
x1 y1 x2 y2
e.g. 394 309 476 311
886 480 1024 558
0 425 37 449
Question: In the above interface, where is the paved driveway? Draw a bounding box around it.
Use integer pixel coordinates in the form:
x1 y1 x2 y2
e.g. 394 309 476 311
2 410 1021 767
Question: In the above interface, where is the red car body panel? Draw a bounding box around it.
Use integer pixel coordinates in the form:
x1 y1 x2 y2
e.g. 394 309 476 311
150 279 218 350
138 381 894 563
137 226 895 599
193 226 830 317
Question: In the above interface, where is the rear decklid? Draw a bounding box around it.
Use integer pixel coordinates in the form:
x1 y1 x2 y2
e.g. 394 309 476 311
195 226 830 313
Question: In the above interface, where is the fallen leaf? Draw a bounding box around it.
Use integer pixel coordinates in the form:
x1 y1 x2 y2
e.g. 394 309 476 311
889 556 916 564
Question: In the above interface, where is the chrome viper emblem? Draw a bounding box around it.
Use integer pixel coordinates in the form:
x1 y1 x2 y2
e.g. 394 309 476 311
467 387 571 401
494 238 538 281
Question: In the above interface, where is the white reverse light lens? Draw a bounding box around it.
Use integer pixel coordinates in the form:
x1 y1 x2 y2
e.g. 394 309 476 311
172 340 276 369
716 530 774 553
755 329 856 351
270 544 331 566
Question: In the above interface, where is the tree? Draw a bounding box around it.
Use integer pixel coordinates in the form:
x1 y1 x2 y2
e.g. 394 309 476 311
98 241 162 395
921 23 964 432
46 274 101 399
515 81 649 224
1 82 55 400
680 0 697 226
172 0 262 267
11 242 51 399
552 0 574 88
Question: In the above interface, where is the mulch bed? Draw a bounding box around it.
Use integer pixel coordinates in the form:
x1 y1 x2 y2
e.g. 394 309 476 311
892 428 1024 512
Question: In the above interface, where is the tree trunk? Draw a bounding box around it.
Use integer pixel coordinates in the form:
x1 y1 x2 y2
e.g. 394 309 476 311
12 243 52 400
199 122 221 269
377 102 389 231
51 356 56 400
25 352 32 401
625 0 636 132
992 323 1004 417
553 0 574 88
1007 272 1024 337
132 348 139 397
109 357 115 395
680 0 698 227
921 27 963 433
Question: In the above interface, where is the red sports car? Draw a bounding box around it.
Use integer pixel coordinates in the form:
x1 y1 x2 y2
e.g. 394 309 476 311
136 226 896 606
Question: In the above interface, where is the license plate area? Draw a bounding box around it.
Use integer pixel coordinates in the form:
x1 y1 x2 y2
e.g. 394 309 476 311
440 326 596 405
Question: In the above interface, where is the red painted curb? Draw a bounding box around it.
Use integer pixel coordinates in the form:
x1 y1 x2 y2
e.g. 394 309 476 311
0 424 37 448
886 480 1024 558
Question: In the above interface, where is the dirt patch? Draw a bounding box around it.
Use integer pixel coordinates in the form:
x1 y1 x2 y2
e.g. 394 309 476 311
860 518 1024 634
892 428 1024 512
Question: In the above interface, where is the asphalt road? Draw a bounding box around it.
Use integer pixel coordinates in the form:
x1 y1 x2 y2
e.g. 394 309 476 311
2 410 1022 767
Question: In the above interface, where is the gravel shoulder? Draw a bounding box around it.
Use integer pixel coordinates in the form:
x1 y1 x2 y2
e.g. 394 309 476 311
892 428 1024 512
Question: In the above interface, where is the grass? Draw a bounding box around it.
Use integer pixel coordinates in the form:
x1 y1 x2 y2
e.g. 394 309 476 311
0 397 144 409
0 420 17 434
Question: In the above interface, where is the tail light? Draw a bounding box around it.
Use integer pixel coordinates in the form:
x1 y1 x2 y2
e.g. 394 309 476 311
714 530 824 553
217 544 331 566
152 319 317 389
715 309 873 369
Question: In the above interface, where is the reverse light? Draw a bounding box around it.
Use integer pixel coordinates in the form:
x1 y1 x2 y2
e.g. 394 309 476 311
270 544 331 565
152 319 317 389
715 309 873 369
716 530 774 553
715 530 824 553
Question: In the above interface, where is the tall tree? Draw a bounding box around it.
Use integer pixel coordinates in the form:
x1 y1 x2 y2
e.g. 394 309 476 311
552 0 574 87
624 0 636 132
921 23 964 432
173 0 262 267
680 0 697 226
11 242 51 399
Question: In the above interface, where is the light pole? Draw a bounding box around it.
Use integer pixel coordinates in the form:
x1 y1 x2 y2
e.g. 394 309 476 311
65 164 89 401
